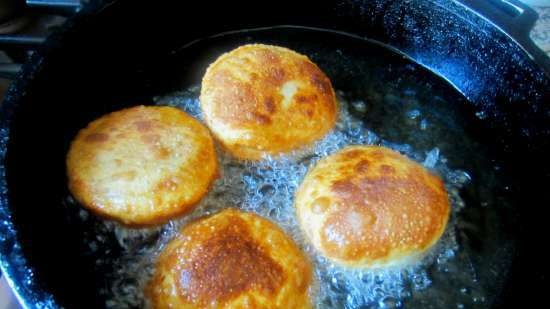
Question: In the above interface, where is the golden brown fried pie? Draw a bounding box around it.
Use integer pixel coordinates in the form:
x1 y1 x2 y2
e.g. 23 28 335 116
295 146 450 268
200 44 337 160
66 105 218 226
146 209 313 309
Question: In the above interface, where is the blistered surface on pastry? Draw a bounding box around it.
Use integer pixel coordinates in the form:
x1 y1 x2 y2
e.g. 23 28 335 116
66 106 218 225
200 44 337 159
147 209 313 308
295 146 450 268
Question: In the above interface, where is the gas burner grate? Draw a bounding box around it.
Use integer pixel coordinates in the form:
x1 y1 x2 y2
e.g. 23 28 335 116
0 0 82 79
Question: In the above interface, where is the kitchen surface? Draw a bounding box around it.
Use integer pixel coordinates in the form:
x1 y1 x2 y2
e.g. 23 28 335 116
1 1 549 308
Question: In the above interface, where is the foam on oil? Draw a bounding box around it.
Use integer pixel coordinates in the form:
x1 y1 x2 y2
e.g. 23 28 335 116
75 85 490 309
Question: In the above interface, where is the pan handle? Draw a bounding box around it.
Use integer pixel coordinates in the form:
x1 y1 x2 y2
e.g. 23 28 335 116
455 0 550 72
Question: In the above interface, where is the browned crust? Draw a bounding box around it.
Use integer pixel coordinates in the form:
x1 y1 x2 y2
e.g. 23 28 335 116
146 209 313 308
295 146 450 268
66 105 218 226
200 44 337 160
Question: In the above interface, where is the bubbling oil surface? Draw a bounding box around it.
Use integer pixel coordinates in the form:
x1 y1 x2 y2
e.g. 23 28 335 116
78 85 493 309
67 27 513 309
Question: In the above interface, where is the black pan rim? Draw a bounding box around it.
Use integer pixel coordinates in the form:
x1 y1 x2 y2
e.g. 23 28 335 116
0 3 107 307
0 0 548 308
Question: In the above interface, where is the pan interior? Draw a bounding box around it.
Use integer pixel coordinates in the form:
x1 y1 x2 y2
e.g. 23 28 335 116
53 27 516 308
